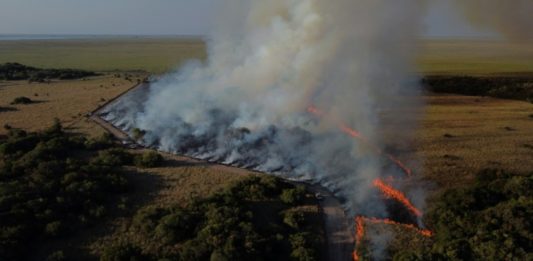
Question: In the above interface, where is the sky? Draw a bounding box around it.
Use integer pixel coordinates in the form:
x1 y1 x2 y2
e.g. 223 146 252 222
0 0 498 38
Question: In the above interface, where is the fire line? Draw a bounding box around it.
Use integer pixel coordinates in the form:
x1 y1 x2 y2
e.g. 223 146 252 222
373 178 422 217
306 105 431 260
307 105 412 177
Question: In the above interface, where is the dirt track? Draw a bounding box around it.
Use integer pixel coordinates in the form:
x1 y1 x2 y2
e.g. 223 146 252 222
90 84 354 261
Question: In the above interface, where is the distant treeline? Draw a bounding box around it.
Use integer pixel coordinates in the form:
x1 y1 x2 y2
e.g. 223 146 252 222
0 62 98 82
423 76 533 102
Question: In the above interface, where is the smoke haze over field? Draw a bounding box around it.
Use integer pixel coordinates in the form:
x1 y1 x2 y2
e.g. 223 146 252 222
102 0 425 219
450 0 533 41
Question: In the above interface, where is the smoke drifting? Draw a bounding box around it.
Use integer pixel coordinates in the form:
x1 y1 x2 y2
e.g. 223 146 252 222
102 0 424 220
451 0 533 41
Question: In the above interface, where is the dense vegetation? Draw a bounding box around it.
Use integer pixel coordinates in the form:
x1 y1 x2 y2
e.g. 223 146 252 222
0 123 139 260
101 176 324 261
394 169 532 260
423 76 533 102
0 123 323 260
0 62 98 82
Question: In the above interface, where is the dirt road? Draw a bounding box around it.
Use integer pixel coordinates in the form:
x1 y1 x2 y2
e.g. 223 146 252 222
309 185 354 261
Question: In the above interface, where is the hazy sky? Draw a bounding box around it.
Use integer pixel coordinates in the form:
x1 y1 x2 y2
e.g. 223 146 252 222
0 0 498 38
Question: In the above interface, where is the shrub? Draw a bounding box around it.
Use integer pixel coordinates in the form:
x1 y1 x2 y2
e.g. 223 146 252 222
85 133 115 150
0 125 130 260
10 96 33 105
280 185 306 205
131 128 146 141
0 63 97 81
404 169 533 260
289 233 319 261
45 221 62 237
92 148 133 166
134 151 163 168
115 176 324 261
100 242 146 261
46 251 66 261
283 210 306 229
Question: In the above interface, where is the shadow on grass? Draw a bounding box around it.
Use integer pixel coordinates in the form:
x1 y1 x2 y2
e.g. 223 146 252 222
0 106 17 112
161 157 213 168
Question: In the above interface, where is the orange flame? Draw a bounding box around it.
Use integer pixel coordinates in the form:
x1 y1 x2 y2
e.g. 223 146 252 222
353 216 365 261
363 217 433 237
307 105 325 117
387 154 412 177
352 216 433 261
307 105 412 177
308 105 430 259
373 178 422 217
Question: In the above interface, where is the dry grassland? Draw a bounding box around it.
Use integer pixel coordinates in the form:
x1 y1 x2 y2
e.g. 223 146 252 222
0 76 139 137
414 95 533 187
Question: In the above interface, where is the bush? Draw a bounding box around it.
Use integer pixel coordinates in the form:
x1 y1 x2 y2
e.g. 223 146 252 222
0 125 130 260
85 133 115 150
114 176 324 261
92 148 133 166
289 233 319 261
134 151 163 168
46 251 66 261
280 185 306 205
0 62 97 81
100 242 146 261
131 128 146 141
283 210 305 229
10 96 33 105
45 221 62 237
400 169 533 260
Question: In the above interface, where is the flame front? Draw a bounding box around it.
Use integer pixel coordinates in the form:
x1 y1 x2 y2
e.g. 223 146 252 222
353 216 365 261
372 178 422 217
307 105 431 260
307 105 412 177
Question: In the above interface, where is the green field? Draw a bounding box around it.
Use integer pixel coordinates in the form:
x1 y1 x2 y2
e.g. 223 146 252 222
1 38 533 75
0 38 206 73
418 39 533 75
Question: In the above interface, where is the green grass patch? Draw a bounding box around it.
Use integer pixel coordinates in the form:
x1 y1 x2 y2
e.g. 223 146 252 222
0 38 206 74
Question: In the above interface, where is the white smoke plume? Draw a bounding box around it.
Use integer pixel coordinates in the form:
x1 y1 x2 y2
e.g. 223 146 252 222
450 0 533 41
102 0 424 220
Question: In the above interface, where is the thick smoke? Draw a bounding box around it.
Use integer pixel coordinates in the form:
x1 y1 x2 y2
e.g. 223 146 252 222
451 0 533 41
102 0 424 218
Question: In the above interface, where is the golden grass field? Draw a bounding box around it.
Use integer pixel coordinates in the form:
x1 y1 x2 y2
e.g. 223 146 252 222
0 75 138 137
415 95 533 187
